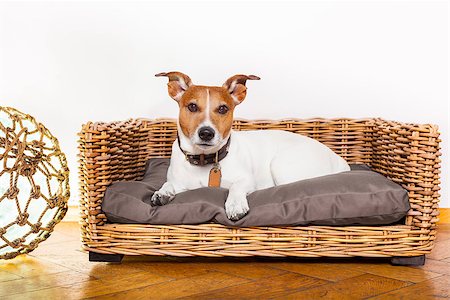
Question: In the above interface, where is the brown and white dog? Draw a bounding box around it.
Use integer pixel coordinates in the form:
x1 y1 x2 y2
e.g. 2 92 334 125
152 72 350 220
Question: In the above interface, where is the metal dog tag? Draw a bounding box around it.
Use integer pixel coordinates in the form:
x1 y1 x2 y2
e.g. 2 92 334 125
208 163 221 187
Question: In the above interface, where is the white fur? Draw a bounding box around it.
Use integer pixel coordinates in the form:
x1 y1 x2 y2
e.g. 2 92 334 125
228 80 240 104
194 89 221 146
205 88 210 121
178 78 189 90
152 129 350 220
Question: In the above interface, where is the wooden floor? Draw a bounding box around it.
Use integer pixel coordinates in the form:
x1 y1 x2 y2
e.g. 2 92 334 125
1 222 449 299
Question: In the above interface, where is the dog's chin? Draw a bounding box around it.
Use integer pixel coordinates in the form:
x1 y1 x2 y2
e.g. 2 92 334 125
195 143 215 150
193 141 223 154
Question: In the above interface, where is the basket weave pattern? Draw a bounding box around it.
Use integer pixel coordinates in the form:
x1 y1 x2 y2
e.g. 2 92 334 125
78 118 441 257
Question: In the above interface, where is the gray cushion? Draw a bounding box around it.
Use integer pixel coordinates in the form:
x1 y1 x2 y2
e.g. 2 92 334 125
102 158 410 226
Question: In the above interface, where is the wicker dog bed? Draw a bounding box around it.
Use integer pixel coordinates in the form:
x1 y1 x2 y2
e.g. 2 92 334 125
78 118 441 265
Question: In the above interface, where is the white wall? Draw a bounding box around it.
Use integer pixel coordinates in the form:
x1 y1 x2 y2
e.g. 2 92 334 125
0 0 448 207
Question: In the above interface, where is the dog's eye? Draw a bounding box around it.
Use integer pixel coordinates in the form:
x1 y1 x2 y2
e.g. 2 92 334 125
187 103 198 112
217 105 229 115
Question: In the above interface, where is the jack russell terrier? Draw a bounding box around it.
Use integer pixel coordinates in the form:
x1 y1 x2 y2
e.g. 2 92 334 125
152 72 350 221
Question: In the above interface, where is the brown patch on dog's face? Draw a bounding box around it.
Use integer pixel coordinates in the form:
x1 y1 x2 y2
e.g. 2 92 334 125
156 72 259 150
208 87 236 139
178 86 236 140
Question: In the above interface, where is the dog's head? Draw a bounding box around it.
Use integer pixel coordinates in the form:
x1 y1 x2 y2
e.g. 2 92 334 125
156 72 260 153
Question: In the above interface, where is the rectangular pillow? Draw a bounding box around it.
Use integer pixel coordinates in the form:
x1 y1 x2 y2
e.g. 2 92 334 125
102 158 409 226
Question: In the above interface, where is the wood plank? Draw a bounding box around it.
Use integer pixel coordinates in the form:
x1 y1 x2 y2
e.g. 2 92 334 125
52 221 81 237
164 257 286 279
436 223 450 242
38 254 150 279
90 271 250 300
368 274 449 299
0 270 94 297
341 261 442 283
276 273 410 300
197 261 286 280
132 261 220 279
0 270 22 283
34 231 79 245
280 287 357 300
412 258 450 275
265 261 365 282
115 260 209 279
179 272 328 299
2 287 66 300
5 271 171 300
0 255 71 278
427 237 450 260
29 240 84 257
126 257 218 279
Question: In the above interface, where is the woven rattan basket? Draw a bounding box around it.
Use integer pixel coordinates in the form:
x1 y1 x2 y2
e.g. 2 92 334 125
78 118 441 264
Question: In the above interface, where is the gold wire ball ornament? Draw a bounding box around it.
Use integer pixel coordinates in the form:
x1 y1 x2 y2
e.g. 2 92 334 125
0 107 70 259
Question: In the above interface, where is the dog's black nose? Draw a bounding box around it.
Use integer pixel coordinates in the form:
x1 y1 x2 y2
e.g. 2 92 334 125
198 126 215 142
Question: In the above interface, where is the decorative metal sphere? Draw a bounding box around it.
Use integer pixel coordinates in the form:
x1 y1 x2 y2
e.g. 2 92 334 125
0 107 70 259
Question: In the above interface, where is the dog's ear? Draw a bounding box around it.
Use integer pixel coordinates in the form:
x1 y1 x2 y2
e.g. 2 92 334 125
155 71 193 101
223 74 260 104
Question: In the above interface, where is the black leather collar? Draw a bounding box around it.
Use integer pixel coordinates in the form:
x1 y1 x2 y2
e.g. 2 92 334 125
177 136 231 166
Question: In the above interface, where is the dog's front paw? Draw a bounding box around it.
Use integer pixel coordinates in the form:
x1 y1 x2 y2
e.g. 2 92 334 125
150 191 173 207
225 197 249 221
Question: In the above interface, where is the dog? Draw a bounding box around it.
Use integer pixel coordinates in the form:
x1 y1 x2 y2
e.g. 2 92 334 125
151 72 350 220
